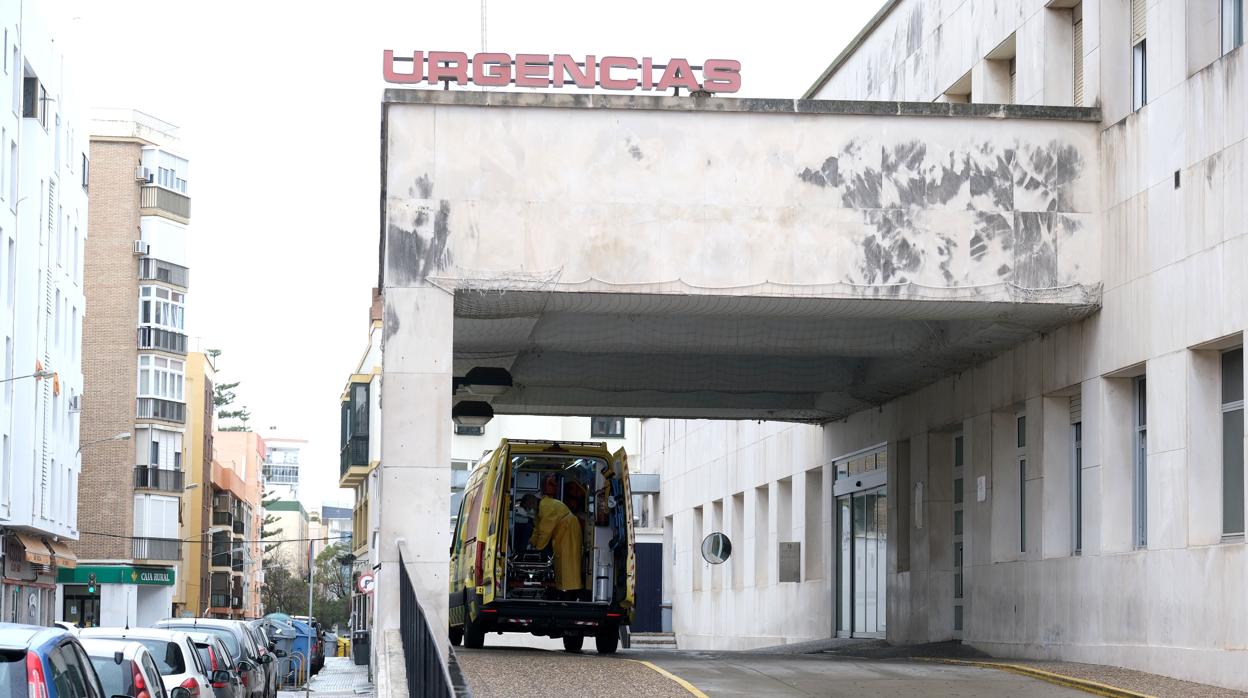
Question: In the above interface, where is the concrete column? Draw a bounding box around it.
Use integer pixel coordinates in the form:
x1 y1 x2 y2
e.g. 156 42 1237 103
376 285 454 660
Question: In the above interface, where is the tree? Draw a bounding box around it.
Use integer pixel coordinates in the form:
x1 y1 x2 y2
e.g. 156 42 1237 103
261 565 308 615
208 349 251 431
260 489 284 561
311 543 352 630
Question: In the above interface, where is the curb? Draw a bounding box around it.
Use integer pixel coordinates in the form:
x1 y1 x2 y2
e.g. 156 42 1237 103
626 659 709 698
921 658 1158 698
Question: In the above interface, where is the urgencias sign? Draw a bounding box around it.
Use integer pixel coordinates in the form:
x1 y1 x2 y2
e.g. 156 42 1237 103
383 51 742 93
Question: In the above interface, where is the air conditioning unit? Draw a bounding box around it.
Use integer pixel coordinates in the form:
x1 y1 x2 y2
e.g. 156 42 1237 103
135 166 152 182
133 240 150 256
68 396 81 413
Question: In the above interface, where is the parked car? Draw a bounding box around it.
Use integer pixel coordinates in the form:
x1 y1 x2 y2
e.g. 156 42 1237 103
239 623 279 698
187 633 244 698
80 637 192 698
153 621 268 698
79 628 215 698
0 623 105 698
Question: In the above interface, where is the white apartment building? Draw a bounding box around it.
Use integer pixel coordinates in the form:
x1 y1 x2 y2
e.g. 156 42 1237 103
263 435 306 501
0 1 87 625
645 0 1246 691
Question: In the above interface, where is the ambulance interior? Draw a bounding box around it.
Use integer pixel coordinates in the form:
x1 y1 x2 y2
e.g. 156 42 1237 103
503 452 627 604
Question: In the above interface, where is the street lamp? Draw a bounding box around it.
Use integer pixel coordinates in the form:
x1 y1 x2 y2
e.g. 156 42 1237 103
0 369 54 384
76 431 130 455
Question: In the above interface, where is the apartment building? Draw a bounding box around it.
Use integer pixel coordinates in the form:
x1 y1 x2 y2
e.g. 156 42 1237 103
212 430 265 618
73 109 191 626
640 0 1248 690
172 351 215 618
262 435 306 502
0 1 87 626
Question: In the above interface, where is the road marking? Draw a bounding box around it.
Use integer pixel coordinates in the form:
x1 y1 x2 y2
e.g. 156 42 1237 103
921 658 1158 698
627 659 709 698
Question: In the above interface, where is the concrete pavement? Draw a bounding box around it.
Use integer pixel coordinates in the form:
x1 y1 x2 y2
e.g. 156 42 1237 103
453 634 1088 697
278 656 372 698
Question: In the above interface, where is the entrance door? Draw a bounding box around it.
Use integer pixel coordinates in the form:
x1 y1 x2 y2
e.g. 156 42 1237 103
835 480 888 638
632 542 663 632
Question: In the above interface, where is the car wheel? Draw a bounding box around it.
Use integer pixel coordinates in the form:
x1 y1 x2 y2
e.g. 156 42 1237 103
449 626 464 647
463 618 485 649
594 628 619 654
562 635 584 653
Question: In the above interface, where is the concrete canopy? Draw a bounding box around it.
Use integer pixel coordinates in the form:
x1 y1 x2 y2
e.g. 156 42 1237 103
381 90 1102 423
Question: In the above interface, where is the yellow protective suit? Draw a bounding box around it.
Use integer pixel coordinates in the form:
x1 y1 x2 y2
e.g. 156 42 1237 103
530 495 584 591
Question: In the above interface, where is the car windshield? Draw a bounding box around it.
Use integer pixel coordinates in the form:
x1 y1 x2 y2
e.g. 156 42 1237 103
136 640 184 675
167 627 239 659
0 651 28 698
88 656 133 698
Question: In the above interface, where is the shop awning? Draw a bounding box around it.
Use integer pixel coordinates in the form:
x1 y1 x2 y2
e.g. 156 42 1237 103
13 532 51 566
45 539 78 569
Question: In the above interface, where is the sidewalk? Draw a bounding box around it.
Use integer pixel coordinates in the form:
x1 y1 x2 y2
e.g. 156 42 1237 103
279 657 374 698
945 659 1248 698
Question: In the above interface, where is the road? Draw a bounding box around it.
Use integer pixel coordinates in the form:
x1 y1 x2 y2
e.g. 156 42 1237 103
454 635 1087 697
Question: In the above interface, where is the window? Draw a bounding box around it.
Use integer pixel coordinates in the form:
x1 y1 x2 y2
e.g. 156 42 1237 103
81 153 88 191
137 427 184 469
139 285 186 331
7 140 14 208
0 126 5 202
1017 411 1027 553
133 494 180 538
22 76 47 127
137 355 186 402
454 424 484 436
692 505 704 591
1008 58 1017 104
1223 348 1244 537
1134 376 1148 548
1224 0 1245 54
1072 421 1083 553
590 416 625 438
1073 4 1084 106
1132 0 1148 110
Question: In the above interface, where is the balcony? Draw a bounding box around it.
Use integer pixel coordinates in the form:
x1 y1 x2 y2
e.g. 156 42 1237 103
138 257 190 288
231 595 243 609
140 184 191 222
209 593 230 609
137 327 187 354
136 398 185 423
231 552 243 573
232 519 244 535
132 537 181 562
339 436 369 486
212 510 232 527
133 466 184 493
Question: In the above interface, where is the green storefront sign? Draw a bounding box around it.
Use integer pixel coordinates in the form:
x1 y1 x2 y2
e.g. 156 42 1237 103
57 565 175 586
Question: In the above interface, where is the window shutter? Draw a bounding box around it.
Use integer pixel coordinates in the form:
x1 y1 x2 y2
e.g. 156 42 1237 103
1132 0 1147 44
1008 59 1017 103
1070 393 1082 424
1073 11 1084 106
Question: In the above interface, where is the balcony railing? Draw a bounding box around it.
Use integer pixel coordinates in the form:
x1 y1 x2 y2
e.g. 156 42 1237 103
211 549 231 568
232 519 245 535
137 327 188 354
209 594 230 609
132 537 181 562
133 466 184 493
212 510 232 527
231 553 244 573
140 184 191 220
340 436 369 477
137 398 185 423
138 257 190 288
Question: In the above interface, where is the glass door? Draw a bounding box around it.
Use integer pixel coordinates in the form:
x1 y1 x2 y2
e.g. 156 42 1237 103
836 483 888 638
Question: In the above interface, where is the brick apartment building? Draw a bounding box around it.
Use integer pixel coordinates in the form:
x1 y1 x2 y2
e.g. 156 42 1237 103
67 109 191 627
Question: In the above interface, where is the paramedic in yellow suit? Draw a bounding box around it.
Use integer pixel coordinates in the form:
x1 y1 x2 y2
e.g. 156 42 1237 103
520 492 584 594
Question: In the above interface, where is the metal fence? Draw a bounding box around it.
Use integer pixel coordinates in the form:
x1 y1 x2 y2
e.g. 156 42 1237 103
397 545 464 697
132 537 181 561
133 466 184 492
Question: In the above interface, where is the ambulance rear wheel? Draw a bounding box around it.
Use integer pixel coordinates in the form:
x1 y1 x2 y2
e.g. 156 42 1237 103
562 635 584 653
594 628 619 654
449 626 463 647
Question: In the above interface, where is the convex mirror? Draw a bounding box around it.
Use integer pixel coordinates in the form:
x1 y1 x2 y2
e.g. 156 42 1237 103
700 532 732 564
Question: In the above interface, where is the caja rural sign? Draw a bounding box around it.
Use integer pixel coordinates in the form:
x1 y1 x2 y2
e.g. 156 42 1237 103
383 51 741 93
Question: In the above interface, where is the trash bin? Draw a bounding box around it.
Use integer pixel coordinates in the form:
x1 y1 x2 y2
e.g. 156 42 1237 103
337 636 350 657
351 630 370 666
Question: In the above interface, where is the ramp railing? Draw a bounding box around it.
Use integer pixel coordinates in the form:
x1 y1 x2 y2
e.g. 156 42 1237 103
396 540 470 697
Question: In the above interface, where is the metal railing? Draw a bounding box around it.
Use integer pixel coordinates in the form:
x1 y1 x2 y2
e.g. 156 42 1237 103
138 257 190 287
209 593 230 609
132 537 181 561
140 184 191 219
398 541 461 697
340 437 369 477
136 397 185 423
213 511 232 527
133 466 185 492
137 327 188 354
232 519 245 535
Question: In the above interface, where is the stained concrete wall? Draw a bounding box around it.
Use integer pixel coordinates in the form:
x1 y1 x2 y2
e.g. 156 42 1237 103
383 92 1100 295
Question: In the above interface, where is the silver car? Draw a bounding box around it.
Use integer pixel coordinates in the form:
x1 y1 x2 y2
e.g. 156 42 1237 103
188 633 245 698
80 628 215 698
81 638 193 698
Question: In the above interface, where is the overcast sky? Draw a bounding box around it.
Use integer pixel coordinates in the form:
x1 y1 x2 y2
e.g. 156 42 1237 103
55 0 880 509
